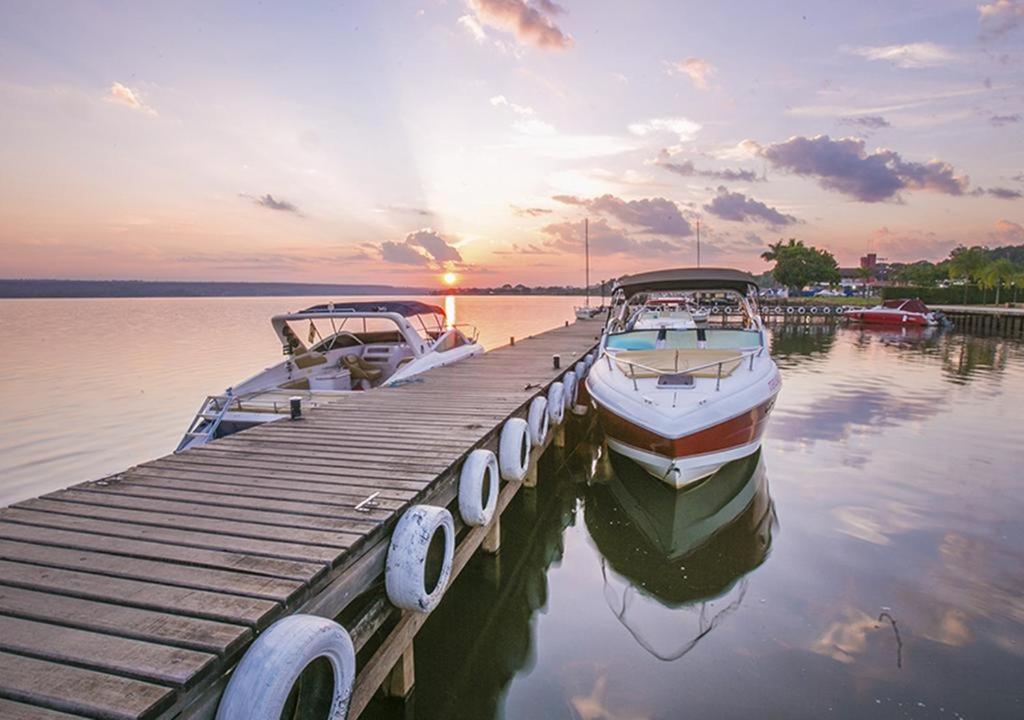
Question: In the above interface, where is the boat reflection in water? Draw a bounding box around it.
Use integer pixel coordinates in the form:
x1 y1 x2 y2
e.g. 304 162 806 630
585 448 776 661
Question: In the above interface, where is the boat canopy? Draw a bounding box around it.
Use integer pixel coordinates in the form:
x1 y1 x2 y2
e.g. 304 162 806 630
297 300 445 317
613 268 759 298
882 298 929 313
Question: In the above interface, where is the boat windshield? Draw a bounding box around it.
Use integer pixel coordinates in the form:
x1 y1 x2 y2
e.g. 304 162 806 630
606 328 762 351
280 315 416 354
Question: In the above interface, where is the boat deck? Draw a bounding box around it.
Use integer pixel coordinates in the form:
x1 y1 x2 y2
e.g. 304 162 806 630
0 321 600 719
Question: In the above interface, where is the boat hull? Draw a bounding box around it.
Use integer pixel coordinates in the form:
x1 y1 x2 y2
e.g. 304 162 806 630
845 310 936 326
595 397 776 489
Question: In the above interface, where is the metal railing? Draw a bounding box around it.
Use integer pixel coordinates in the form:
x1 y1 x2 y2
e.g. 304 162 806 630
602 346 764 392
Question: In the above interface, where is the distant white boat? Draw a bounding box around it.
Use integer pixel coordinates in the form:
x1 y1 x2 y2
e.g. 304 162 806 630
176 300 481 452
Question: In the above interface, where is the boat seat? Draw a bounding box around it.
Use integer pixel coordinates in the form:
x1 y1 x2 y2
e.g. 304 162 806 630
294 353 328 369
613 349 744 378
343 354 384 382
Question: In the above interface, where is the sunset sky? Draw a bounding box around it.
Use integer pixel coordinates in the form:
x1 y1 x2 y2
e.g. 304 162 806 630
1 0 1023 287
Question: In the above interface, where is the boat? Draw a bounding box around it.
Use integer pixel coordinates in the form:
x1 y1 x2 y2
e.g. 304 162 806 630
631 296 709 330
176 300 481 452
586 268 781 488
574 218 608 321
843 298 943 326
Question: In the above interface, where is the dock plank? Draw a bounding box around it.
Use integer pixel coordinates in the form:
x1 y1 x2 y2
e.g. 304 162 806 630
0 559 279 628
0 539 302 602
0 615 216 687
0 585 249 656
0 698 87 719
0 650 173 720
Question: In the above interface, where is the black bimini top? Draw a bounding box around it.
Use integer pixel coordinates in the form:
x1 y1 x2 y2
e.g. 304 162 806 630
614 268 759 297
299 300 445 317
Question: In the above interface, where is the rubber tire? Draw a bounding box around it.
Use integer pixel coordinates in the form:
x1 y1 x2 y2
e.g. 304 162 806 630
527 396 549 445
797 306 807 314
547 382 565 425
215 615 355 720
385 505 454 613
458 449 498 527
810 305 819 314
574 361 587 383
562 373 577 410
499 418 531 481
786 306 795 315
822 306 832 314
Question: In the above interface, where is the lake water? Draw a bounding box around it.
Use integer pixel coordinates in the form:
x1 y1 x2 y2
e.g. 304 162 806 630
2 298 1022 719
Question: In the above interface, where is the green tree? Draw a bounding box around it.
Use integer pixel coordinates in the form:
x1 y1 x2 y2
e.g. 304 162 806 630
979 258 1017 304
855 266 873 297
948 245 989 303
761 238 840 292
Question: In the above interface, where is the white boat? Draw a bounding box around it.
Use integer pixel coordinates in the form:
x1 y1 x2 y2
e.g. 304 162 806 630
586 268 781 489
176 300 481 452
631 296 709 330
574 217 608 321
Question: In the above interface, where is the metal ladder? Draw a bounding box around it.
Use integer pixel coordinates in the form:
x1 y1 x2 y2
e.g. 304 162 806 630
175 391 235 453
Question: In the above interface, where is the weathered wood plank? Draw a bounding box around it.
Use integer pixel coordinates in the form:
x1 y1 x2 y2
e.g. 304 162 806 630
16 499 361 549
0 615 216 688
0 509 343 564
0 698 87 719
0 539 302 603
0 521 324 581
0 560 279 628
0 584 249 656
0 650 173 720
46 489 379 535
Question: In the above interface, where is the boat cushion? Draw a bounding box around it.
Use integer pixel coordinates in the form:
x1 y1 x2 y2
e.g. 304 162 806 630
613 349 744 378
294 353 328 369
343 354 384 381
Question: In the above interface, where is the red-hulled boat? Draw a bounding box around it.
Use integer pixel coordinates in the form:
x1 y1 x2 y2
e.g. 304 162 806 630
586 268 781 489
844 298 941 326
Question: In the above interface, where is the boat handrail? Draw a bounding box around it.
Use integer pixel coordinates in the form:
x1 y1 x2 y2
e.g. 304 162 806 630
601 346 764 391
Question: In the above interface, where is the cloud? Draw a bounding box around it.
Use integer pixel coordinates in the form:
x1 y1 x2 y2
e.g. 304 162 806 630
628 116 702 143
380 204 434 217
984 186 1023 199
991 113 1022 126
242 193 302 214
467 0 571 50
978 0 1024 37
657 157 759 182
380 241 431 266
490 94 534 116
535 0 564 14
754 134 969 202
703 187 797 227
838 115 891 130
540 218 679 256
553 194 693 236
104 81 156 115
846 42 957 68
991 219 1024 244
666 57 715 90
406 229 463 262
510 205 552 217
457 14 487 42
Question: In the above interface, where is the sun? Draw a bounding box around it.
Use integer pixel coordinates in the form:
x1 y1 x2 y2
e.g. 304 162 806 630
442 271 457 286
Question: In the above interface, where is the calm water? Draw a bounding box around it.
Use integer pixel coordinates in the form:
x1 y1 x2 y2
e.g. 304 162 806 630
2 298 1023 719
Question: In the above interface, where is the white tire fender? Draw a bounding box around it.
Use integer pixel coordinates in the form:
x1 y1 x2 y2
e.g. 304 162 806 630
574 361 587 383
562 372 577 410
527 396 549 446
215 615 355 720
385 505 454 612
458 449 499 527
547 382 565 425
499 418 531 482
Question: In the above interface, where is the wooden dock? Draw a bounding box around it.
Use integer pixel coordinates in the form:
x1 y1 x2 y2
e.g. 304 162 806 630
0 320 601 719
932 304 1024 336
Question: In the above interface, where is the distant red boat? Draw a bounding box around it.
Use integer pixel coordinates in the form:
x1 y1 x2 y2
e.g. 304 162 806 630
844 298 941 327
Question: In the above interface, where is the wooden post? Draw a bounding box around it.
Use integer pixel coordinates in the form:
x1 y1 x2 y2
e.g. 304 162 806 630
554 424 566 448
384 645 415 698
524 460 538 488
482 514 500 554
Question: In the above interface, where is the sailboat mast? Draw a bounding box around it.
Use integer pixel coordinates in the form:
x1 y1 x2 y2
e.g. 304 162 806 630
696 219 701 268
585 217 590 307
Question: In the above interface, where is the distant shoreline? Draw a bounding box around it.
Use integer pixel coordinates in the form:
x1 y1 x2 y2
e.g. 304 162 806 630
0 279 590 299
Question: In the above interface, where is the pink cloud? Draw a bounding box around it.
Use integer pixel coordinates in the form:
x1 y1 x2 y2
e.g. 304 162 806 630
467 0 571 50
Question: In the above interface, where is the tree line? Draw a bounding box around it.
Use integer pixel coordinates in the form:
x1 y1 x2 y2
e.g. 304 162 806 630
761 239 1024 304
